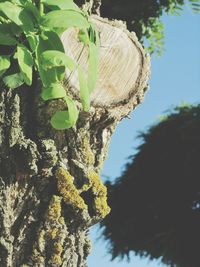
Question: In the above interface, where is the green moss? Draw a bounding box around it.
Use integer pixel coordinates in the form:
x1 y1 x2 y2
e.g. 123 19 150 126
94 196 111 218
31 195 64 265
46 195 62 222
31 249 45 264
81 136 95 165
37 229 45 251
49 242 63 266
59 216 65 225
45 196 64 266
56 167 110 219
30 229 46 264
88 171 111 218
56 167 87 210
47 227 59 239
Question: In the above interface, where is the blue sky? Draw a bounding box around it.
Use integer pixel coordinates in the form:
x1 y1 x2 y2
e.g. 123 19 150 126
88 7 200 267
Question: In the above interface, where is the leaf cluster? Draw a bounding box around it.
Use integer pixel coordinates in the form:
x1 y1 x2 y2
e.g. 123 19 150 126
101 104 200 267
0 0 99 129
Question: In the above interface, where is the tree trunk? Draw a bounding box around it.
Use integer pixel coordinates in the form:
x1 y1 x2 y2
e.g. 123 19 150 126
0 17 150 267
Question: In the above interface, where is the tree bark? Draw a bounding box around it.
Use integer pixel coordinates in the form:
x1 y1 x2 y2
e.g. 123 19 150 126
0 17 150 267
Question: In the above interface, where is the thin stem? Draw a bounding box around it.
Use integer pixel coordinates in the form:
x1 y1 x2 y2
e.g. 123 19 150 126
39 0 44 16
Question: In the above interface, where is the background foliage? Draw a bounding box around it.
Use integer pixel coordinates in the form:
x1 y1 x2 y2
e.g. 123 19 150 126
101 104 200 267
101 0 200 55
76 0 200 55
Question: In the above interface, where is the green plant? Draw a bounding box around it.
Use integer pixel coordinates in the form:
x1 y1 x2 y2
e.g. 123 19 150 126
0 0 99 129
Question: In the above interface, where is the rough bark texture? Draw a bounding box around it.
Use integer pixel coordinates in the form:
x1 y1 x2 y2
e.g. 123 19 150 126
0 17 150 267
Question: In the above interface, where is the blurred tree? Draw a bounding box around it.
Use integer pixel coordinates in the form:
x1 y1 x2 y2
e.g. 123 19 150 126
100 0 200 55
101 104 200 267
76 0 200 55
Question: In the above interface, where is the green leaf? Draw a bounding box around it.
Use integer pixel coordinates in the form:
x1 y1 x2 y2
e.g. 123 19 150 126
42 0 80 12
79 23 100 94
0 2 34 32
88 25 95 43
0 2 22 25
78 29 90 44
26 34 39 52
0 24 18 45
40 31 65 52
17 44 33 86
3 72 24 89
0 55 10 76
51 96 79 129
51 111 71 129
94 27 100 47
36 31 65 86
18 9 35 32
78 67 90 111
10 0 32 5
88 42 99 93
88 22 100 46
41 83 66 101
9 22 22 37
41 10 89 31
41 50 77 71
37 41 57 87
8 0 21 5
24 3 40 23
64 95 79 126
190 2 200 13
